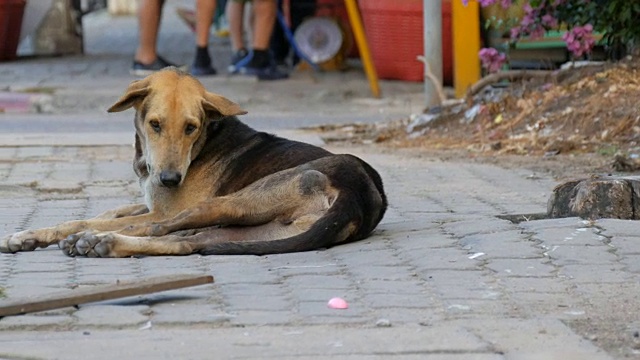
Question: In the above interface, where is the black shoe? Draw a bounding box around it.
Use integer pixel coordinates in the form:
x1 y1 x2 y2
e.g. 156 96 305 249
190 64 217 76
130 56 186 76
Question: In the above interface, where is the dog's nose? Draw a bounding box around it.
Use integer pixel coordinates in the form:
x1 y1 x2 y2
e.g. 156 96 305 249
159 171 182 187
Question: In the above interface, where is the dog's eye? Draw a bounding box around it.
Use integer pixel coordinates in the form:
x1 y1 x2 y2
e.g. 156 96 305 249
149 120 161 133
185 124 197 135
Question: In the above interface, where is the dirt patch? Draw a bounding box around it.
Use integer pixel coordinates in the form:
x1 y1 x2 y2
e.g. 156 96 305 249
309 59 640 178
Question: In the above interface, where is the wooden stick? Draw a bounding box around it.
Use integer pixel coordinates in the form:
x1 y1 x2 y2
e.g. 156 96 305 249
0 274 214 317
467 70 554 97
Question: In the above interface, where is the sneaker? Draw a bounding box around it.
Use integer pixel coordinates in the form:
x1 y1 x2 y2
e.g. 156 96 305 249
130 56 186 76
227 48 249 73
229 50 289 81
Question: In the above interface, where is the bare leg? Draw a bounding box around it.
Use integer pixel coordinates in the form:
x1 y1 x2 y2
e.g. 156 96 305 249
195 0 216 47
135 0 163 64
226 0 246 51
251 0 277 50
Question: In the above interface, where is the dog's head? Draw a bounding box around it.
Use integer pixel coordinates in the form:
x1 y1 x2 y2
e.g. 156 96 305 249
107 68 247 188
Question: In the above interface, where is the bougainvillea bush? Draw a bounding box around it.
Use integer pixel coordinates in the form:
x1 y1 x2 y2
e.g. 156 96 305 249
464 0 640 72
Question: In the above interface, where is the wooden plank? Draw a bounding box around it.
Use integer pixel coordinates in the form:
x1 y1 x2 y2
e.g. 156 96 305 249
0 274 214 317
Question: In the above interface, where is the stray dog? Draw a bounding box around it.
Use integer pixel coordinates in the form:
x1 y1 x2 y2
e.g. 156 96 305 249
0 68 387 257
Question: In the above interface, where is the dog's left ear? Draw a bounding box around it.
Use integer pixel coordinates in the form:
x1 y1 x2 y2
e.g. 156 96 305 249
107 79 150 113
202 92 248 117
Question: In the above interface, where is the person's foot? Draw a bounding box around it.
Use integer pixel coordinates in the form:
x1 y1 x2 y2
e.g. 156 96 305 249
190 46 217 76
130 56 186 76
227 48 249 73
190 64 217 76
229 50 288 81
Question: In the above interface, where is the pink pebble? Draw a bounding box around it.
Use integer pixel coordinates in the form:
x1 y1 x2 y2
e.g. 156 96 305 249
327 297 348 309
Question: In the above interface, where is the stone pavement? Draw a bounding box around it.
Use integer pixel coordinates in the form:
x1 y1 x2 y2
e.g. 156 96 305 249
1 2 640 359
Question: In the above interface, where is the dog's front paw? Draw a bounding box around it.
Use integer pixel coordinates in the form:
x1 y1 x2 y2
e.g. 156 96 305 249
59 231 118 258
0 231 43 253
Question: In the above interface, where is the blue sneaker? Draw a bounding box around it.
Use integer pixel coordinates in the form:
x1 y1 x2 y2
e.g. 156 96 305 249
229 50 288 81
227 48 249 73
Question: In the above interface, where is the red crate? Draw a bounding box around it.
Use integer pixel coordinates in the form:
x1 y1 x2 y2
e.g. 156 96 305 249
359 0 452 84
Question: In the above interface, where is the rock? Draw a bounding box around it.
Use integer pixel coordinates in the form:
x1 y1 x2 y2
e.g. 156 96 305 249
548 175 640 219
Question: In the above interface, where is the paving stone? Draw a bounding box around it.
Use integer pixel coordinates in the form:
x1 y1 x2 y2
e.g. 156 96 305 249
461 318 612 360
361 293 438 309
224 294 292 311
150 303 231 325
345 264 417 281
354 279 427 295
390 230 458 250
0 314 75 330
372 307 445 325
485 258 556 277
229 310 296 326
544 245 618 266
496 277 572 293
607 236 640 255
400 246 483 271
558 264 631 283
283 274 352 289
596 218 640 237
533 226 609 247
425 270 502 300
16 147 54 159
74 305 149 327
441 218 518 238
458 231 542 259
443 299 514 318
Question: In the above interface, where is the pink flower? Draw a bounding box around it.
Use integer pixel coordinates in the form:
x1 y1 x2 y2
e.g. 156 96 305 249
541 14 558 28
562 24 596 57
479 48 507 73
478 0 499 6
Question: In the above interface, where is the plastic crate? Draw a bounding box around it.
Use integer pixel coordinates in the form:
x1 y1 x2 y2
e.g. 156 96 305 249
359 0 452 83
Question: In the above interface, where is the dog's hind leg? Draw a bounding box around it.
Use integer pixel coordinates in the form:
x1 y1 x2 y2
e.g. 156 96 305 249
118 169 338 237
60 218 317 257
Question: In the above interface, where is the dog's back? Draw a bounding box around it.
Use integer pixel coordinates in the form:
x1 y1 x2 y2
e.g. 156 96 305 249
195 116 334 195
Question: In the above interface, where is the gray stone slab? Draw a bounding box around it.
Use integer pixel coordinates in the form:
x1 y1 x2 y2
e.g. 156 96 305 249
74 305 149 327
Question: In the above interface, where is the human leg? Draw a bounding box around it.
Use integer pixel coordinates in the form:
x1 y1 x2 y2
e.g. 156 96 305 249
191 0 218 75
132 0 184 75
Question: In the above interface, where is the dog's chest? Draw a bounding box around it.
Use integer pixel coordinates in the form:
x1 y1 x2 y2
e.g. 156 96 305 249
141 172 218 215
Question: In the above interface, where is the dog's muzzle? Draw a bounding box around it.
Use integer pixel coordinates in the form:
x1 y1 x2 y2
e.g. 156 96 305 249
159 170 182 187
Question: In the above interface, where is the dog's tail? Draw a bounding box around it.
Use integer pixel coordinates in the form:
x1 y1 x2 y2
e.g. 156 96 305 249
198 193 371 255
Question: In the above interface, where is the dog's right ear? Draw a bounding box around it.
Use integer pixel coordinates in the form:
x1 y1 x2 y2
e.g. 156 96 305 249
107 79 150 113
202 92 248 117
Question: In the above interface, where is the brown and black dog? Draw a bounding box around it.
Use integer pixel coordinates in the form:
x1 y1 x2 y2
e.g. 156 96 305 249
0 68 387 257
